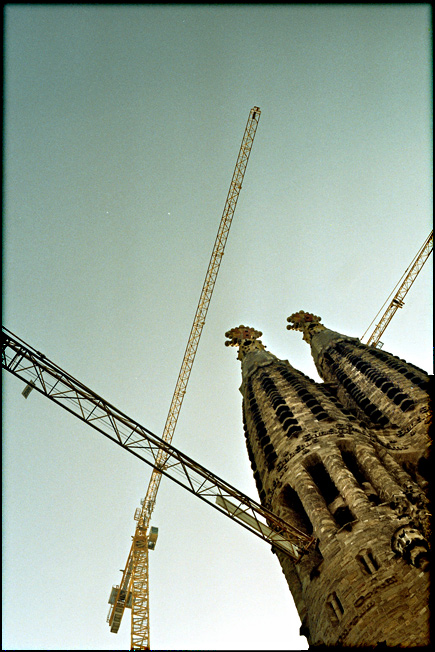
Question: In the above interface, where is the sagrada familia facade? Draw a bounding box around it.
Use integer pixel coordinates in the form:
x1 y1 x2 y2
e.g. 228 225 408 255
225 312 431 647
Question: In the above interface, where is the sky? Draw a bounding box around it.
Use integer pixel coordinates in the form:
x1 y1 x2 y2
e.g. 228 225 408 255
2 4 432 651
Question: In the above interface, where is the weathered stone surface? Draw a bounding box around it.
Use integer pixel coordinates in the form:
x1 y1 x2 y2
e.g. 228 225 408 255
230 324 431 647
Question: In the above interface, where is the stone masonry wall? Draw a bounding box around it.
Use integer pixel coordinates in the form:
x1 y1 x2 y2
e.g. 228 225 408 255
240 352 430 647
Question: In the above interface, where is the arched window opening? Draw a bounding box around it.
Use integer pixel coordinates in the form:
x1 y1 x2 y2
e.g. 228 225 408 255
282 484 313 536
357 549 379 575
306 459 339 507
338 447 382 505
339 448 367 487
327 592 344 623
328 495 354 528
305 454 361 526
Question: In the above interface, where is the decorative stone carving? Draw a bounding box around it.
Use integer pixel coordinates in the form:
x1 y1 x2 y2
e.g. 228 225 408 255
286 311 326 343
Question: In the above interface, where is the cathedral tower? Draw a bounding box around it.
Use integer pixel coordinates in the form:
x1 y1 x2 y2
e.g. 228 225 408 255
225 314 430 647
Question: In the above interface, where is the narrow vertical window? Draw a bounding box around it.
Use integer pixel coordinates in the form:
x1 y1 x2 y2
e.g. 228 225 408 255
327 592 344 622
282 484 313 536
367 550 379 571
357 549 379 574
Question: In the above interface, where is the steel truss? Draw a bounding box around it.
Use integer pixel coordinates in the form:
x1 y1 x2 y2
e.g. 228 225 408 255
365 230 433 347
2 326 315 564
123 106 262 648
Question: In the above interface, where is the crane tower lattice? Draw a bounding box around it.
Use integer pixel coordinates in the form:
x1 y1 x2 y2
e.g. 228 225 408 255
362 230 433 348
108 107 261 649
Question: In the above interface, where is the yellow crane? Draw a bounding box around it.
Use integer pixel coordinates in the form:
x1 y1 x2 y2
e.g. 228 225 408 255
362 230 433 348
106 106 261 650
2 325 315 637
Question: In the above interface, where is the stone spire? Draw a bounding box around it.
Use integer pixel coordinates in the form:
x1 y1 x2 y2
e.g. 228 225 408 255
224 325 265 359
226 318 430 648
225 325 280 387
286 310 326 343
226 318 430 647
286 309 430 438
286 310 360 372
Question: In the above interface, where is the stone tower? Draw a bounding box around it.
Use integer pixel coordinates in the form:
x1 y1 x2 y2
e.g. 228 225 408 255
225 313 431 647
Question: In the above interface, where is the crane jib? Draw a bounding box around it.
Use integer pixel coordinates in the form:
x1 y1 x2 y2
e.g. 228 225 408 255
2 325 315 641
363 230 433 347
3 107 269 651
127 107 261 649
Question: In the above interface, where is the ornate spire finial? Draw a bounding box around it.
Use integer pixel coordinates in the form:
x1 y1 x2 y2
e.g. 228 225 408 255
225 325 265 360
286 310 326 344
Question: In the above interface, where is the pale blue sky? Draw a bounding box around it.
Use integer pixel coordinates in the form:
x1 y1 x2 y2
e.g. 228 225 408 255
3 4 432 650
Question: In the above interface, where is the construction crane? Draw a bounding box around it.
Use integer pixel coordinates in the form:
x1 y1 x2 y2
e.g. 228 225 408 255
361 230 433 348
1 324 315 561
106 106 261 650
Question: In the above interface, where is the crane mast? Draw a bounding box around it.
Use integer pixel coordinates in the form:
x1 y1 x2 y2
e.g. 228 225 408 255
110 106 261 649
362 230 433 348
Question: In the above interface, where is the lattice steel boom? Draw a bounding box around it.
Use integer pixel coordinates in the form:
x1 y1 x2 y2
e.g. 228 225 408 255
109 106 261 649
362 230 433 348
2 325 315 571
